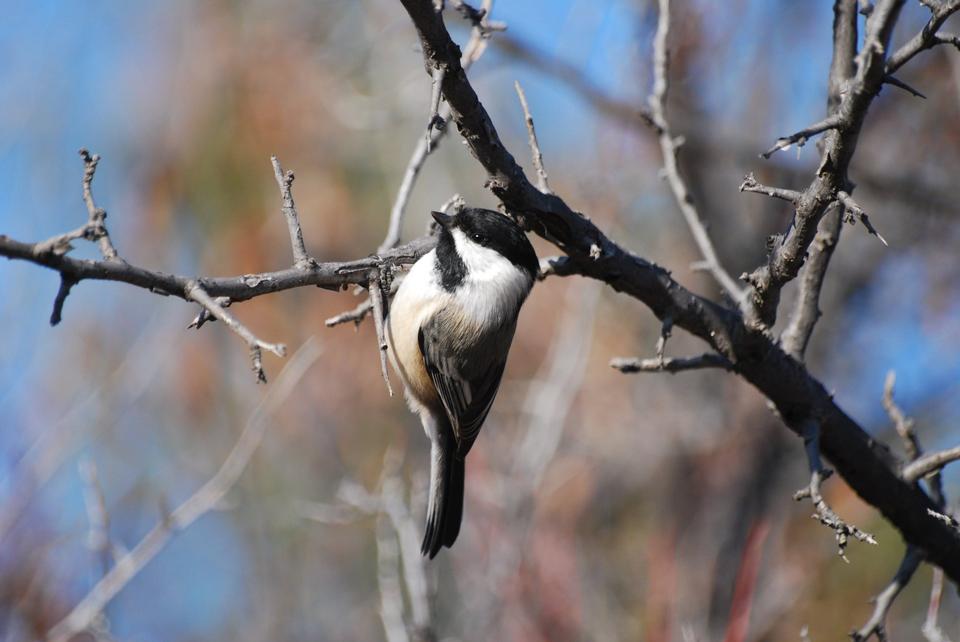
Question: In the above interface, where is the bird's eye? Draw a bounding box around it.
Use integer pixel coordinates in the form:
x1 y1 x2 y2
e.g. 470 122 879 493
471 233 484 243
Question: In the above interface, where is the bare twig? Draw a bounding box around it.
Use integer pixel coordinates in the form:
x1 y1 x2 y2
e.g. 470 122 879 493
837 191 888 246
79 149 120 261
610 353 733 374
739 173 801 203
647 0 745 303
514 81 551 194
46 339 322 642
425 66 447 152
369 271 394 397
185 281 286 383
325 298 374 328
271 156 314 269
903 446 960 483
922 567 951 642
883 371 921 462
850 546 923 641
380 474 431 637
78 460 115 578
793 420 877 561
376 515 410 642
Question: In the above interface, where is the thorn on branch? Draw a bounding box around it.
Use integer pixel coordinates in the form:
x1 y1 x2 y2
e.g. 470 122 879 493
514 80 551 194
883 74 927 99
188 297 231 330
50 274 79 326
760 114 843 159
837 191 888 246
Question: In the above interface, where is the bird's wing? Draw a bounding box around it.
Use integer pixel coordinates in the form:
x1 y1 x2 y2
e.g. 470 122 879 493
418 315 512 457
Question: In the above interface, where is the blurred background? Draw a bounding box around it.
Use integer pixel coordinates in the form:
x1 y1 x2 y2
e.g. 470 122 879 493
1 1 958 640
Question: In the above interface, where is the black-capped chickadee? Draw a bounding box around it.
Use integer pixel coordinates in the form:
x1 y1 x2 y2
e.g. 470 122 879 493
386 207 538 558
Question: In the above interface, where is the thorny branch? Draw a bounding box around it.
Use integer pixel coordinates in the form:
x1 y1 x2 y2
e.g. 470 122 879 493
780 0 857 362
743 0 922 328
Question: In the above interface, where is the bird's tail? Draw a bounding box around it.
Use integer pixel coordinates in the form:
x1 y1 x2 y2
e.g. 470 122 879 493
422 437 465 558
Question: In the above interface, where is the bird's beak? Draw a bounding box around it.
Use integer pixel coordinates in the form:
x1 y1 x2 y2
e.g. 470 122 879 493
431 211 455 228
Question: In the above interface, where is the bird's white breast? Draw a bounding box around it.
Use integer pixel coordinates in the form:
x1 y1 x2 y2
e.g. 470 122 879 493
386 242 532 412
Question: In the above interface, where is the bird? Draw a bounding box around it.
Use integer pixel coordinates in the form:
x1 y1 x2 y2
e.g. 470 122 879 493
386 207 539 558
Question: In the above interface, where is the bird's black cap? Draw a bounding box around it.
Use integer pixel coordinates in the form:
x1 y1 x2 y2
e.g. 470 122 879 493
436 208 539 278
